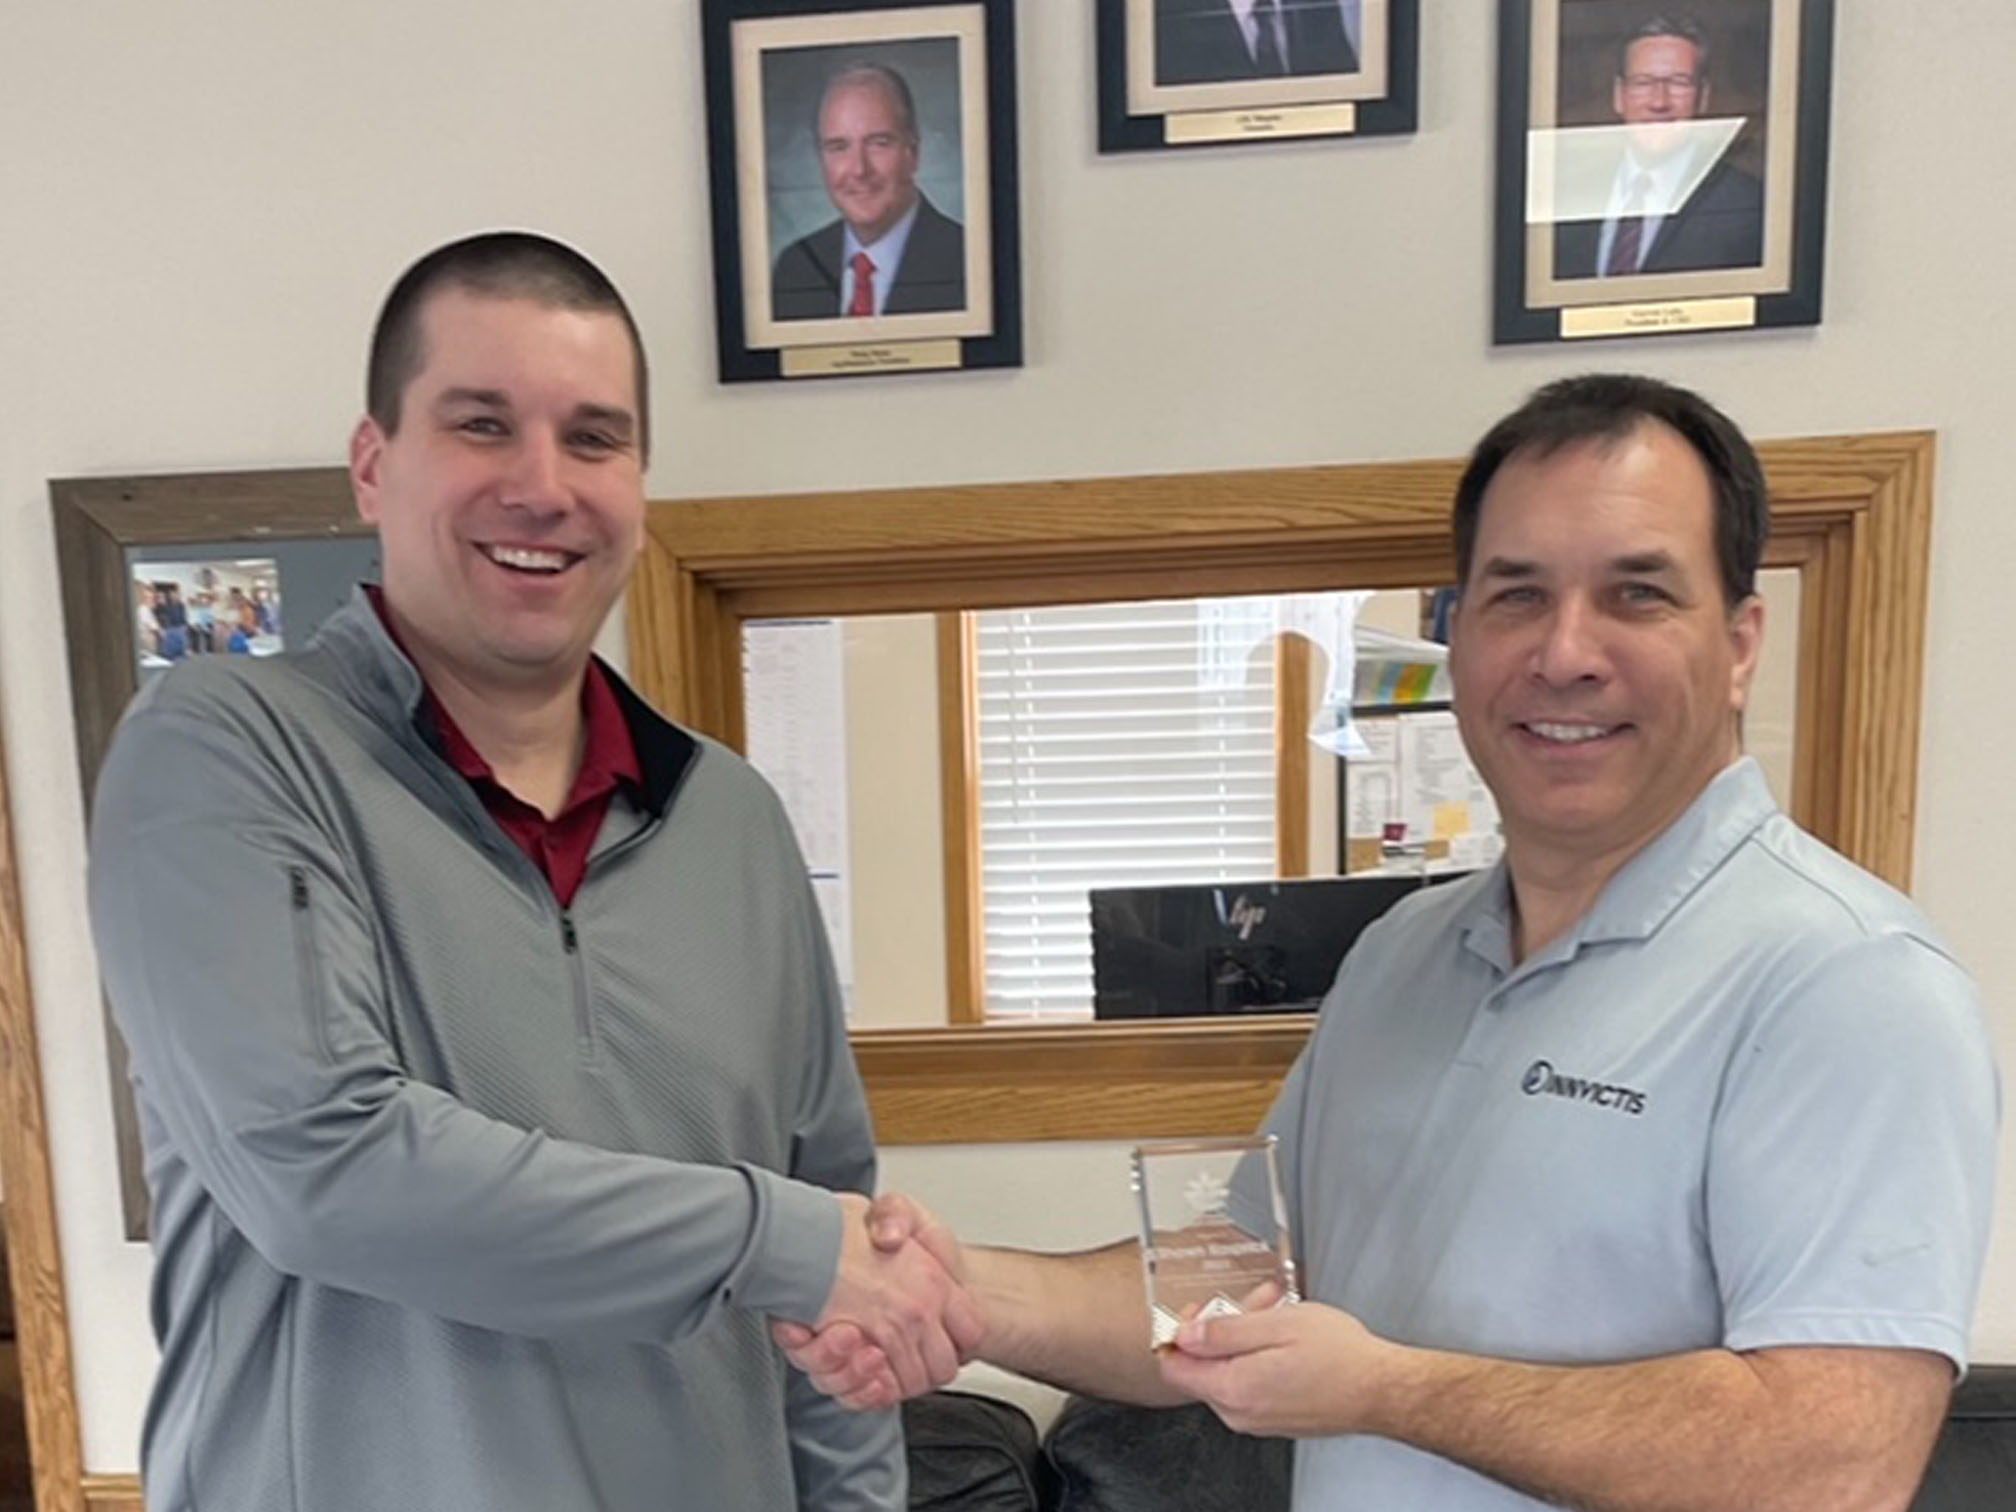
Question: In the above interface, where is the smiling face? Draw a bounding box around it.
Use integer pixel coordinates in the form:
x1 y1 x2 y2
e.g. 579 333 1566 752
349 286 645 699
1448 422 1762 880
817 77 921 245
1614 33 1709 156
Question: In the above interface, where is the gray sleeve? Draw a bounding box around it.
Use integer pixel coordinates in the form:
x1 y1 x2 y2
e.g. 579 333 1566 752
764 813 907 1510
1708 931 2001 1370
89 697 844 1343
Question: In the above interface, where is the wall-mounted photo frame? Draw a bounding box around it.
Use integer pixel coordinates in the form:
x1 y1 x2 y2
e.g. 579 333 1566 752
701 0 1021 382
53 467 371 1238
1097 0 1419 151
130 557 285 670
1494 0 1832 344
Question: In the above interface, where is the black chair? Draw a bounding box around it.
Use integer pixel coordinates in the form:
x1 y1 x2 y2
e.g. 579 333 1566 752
1042 1397 1289 1512
1912 1365 2016 1512
904 1389 1050 1512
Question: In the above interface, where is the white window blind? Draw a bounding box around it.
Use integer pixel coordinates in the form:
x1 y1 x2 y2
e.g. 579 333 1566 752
976 596 1281 1022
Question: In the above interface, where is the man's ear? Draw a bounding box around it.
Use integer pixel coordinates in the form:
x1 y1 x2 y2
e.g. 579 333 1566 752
350 416 386 525
1726 591 1765 712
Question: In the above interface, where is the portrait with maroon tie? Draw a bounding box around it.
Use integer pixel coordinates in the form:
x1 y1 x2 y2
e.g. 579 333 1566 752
1551 7 1770 280
1493 0 1834 345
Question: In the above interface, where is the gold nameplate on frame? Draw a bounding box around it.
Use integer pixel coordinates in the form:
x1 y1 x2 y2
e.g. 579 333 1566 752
1164 101 1357 145
1560 296 1759 340
781 339 965 378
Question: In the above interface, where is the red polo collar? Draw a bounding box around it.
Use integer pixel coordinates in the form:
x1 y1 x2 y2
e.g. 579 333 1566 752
366 586 641 907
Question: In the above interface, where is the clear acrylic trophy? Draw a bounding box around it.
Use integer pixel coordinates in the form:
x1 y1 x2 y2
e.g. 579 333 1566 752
1131 1134 1298 1350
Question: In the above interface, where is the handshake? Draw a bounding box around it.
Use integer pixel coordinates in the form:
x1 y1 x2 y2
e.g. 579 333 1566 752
776 1188 1318 1436
775 1192 982 1411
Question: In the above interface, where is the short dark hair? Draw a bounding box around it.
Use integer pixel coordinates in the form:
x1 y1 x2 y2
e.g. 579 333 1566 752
1619 15 1711 79
365 230 650 462
1451 373 1769 608
813 61 920 144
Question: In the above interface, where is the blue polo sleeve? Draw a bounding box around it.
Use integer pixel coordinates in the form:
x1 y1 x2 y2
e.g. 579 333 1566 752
1256 1001 1328 1262
1706 929 2000 1370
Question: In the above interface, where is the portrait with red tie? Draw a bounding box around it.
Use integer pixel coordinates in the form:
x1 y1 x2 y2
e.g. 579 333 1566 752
702 0 1022 382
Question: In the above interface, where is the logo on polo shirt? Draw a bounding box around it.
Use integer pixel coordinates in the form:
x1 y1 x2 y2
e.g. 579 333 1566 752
1520 1059 1647 1116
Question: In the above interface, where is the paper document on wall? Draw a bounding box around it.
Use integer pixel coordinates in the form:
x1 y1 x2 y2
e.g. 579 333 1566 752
743 618 855 1009
1342 710 1502 871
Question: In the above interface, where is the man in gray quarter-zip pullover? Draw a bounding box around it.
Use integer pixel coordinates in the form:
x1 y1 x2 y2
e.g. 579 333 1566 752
87 230 978 1512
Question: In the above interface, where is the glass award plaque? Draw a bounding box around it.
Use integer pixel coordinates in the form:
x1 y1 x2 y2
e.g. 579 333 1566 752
1131 1134 1298 1350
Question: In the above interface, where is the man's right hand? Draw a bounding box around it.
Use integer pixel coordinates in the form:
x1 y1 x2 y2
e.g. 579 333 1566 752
793 1192 980 1406
777 1192 973 1409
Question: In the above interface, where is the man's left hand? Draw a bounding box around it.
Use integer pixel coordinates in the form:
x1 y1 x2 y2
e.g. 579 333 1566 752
1156 1298 1407 1439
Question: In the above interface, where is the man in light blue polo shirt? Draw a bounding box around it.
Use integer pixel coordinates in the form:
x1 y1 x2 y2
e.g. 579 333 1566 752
784 374 2000 1511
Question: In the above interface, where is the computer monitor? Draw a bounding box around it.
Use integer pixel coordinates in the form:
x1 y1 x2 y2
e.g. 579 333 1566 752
1089 872 1469 1020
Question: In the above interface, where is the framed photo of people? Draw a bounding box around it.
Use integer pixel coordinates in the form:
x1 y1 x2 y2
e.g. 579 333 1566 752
1097 0 1419 152
701 0 1021 381
1493 0 1834 344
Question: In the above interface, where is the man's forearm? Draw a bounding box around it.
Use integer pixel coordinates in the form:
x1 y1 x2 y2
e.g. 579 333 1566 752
1368 1343 1948 1512
784 1369 905 1512
966 1242 1190 1407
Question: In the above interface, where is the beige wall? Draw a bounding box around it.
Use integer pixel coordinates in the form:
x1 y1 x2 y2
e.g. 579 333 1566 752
1 2 2011 1471
844 616 948 1030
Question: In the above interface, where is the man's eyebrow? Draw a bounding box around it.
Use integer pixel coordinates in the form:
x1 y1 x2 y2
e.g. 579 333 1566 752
431 391 634 436
1476 552 1686 580
433 387 510 410
572 403 636 437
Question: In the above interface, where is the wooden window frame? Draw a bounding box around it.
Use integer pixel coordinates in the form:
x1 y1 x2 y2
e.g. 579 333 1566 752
626 435 1934 1146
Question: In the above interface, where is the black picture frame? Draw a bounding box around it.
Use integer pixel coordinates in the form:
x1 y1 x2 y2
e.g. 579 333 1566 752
1493 0 1834 344
1097 0 1418 152
701 0 1021 382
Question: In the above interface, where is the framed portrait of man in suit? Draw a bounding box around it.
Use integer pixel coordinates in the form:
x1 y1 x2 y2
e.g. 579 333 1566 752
702 0 1021 381
1494 0 1834 344
1097 0 1418 151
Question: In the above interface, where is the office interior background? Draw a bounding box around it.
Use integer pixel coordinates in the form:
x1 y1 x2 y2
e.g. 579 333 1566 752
0 0 2010 1482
